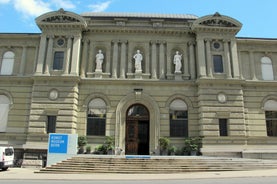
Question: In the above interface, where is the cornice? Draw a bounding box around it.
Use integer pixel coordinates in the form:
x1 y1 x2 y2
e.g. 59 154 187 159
85 27 193 35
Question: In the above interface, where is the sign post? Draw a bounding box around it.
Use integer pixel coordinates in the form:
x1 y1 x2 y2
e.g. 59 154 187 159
47 133 77 167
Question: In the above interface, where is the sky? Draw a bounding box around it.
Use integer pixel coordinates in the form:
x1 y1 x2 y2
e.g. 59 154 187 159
0 0 277 38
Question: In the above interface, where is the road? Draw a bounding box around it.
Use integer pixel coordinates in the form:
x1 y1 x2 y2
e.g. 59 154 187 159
2 177 277 184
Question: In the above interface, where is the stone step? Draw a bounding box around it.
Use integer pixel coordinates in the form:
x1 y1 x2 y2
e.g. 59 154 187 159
38 156 277 174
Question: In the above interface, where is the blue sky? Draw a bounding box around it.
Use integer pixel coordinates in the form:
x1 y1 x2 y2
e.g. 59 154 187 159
0 0 276 38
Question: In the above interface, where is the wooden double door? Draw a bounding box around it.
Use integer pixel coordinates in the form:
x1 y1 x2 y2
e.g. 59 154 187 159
125 104 149 155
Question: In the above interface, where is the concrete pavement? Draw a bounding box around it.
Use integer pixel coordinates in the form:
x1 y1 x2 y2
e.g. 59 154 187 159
1 168 277 180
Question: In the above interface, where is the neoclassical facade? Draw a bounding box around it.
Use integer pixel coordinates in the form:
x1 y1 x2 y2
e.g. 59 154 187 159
1 9 277 159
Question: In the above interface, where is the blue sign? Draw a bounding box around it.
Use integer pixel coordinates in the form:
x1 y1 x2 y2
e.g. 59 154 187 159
48 134 68 154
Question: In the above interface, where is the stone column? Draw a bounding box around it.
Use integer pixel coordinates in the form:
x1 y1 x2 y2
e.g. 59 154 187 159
19 46 27 76
105 44 111 75
151 41 157 79
35 35 47 75
64 36 73 75
230 39 240 79
196 38 207 78
223 40 232 78
70 35 81 75
44 35 54 74
166 44 172 78
120 41 127 78
80 39 89 77
205 39 213 78
159 41 165 79
145 43 150 74
33 46 39 73
87 42 94 74
249 51 257 80
189 42 196 80
127 42 134 74
112 40 119 78
183 44 190 79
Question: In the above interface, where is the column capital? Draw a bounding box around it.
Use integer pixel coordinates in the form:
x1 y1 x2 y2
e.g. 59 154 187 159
112 40 120 44
204 39 212 42
188 41 196 46
46 35 55 39
223 39 231 43
82 38 90 44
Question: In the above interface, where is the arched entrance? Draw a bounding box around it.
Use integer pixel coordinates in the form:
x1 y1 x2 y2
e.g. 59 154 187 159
125 104 149 155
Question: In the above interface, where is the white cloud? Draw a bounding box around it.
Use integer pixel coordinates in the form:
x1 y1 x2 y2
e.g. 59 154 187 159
0 0 10 3
13 0 52 17
88 1 111 12
50 0 75 10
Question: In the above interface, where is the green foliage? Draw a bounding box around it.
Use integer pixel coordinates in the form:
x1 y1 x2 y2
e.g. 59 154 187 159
85 145 91 154
78 136 87 147
94 136 115 154
104 136 115 151
159 137 170 150
184 137 202 153
168 145 177 155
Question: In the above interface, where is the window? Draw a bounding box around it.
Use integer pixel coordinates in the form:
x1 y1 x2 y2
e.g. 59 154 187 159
169 99 188 137
264 100 277 136
0 95 10 132
0 51 14 75
53 51 64 70
266 111 277 136
87 98 106 136
47 116 56 133
213 55 223 73
219 119 228 136
5 148 14 156
261 57 274 80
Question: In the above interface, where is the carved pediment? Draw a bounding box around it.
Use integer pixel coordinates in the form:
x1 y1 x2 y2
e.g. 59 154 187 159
36 8 87 30
192 12 242 34
199 12 237 27
42 15 80 23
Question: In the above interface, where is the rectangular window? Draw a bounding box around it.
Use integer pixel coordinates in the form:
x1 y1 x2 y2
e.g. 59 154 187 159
53 51 64 70
87 114 106 136
170 111 188 137
47 116 56 133
219 119 228 136
266 111 277 136
213 55 223 73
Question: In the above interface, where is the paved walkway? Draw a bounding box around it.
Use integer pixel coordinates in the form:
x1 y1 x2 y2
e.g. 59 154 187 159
1 168 277 180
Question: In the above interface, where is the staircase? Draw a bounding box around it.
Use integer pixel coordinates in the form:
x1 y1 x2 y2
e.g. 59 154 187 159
38 155 277 174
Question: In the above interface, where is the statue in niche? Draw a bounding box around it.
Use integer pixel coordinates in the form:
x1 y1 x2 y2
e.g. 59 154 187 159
95 50 104 71
133 50 143 72
173 51 182 73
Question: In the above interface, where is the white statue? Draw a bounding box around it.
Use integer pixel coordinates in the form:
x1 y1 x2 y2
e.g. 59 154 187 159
173 51 182 73
95 50 104 71
133 50 143 72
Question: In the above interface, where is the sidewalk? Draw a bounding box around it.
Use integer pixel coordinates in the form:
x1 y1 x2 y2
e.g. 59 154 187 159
1 168 277 180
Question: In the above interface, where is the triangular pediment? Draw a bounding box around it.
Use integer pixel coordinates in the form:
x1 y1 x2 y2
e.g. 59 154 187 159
36 8 87 30
192 12 242 34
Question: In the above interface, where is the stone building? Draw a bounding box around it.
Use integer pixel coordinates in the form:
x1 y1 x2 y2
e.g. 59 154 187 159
1 9 277 160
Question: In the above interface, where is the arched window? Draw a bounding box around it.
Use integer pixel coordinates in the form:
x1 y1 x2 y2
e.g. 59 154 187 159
0 51 15 75
261 57 274 80
87 98 107 136
0 95 10 132
169 99 188 137
264 100 277 136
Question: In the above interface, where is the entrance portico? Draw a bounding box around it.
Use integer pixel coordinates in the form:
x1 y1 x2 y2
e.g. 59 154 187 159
115 92 160 155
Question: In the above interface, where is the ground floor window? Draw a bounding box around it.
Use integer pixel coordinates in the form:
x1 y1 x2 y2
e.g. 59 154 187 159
169 99 188 137
47 116 56 133
266 111 277 136
87 98 107 136
219 118 228 136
